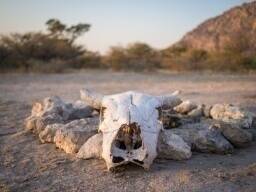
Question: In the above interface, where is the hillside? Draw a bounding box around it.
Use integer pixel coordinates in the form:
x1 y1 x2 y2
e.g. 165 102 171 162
175 1 256 52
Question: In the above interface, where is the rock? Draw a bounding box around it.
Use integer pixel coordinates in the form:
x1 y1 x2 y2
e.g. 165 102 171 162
54 119 98 154
36 114 63 133
161 109 201 129
69 100 94 120
39 123 63 143
210 104 254 129
25 116 39 131
40 96 74 121
247 129 256 141
248 116 256 140
215 122 253 147
160 110 182 129
174 100 197 114
157 130 192 160
188 105 203 118
25 114 63 133
202 104 212 118
193 126 234 154
157 94 182 109
252 116 256 128
31 102 44 116
170 121 234 154
25 96 95 134
77 133 103 159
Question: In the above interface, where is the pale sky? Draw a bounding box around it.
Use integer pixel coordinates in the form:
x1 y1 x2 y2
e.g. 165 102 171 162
0 0 248 54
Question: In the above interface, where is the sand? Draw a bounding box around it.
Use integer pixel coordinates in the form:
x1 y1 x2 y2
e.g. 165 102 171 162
0 70 256 192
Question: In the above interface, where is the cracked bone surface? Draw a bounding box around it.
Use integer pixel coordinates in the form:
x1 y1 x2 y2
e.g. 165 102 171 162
25 89 256 171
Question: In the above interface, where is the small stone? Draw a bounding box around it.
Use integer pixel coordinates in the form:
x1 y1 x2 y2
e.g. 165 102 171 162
188 105 203 118
174 100 197 114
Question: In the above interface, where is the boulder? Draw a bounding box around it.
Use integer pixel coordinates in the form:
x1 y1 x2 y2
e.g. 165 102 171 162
54 119 98 154
193 126 234 154
39 123 63 143
215 122 253 147
25 114 63 133
210 104 254 129
68 100 94 120
25 96 95 134
170 121 234 154
157 130 192 160
77 133 103 159
39 96 74 120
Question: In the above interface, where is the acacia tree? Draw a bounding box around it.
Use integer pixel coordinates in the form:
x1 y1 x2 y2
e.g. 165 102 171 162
45 18 90 43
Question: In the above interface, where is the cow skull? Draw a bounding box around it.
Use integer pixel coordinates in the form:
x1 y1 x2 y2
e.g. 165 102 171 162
81 89 181 170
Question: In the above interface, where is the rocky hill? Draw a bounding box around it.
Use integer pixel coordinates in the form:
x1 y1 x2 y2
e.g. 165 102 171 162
174 1 256 53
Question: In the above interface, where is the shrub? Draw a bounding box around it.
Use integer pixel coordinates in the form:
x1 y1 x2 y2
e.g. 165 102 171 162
103 46 127 71
104 43 160 71
0 19 90 72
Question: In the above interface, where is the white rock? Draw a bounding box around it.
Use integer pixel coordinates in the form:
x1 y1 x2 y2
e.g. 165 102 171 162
77 133 103 159
25 96 94 134
39 123 63 143
157 130 192 160
25 114 63 133
54 119 98 154
170 121 234 154
210 104 254 129
174 100 197 114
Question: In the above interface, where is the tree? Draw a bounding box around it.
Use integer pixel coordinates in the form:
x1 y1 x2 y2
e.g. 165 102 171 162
46 19 66 37
45 19 90 43
66 23 90 43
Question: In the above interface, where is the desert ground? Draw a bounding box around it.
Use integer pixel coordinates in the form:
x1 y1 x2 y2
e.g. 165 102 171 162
0 70 256 192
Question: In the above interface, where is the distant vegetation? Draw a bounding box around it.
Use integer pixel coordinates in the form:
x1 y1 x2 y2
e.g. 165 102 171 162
0 18 256 72
0 19 99 72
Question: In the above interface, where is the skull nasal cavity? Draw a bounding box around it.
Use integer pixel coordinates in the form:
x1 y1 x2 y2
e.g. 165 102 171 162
114 123 142 151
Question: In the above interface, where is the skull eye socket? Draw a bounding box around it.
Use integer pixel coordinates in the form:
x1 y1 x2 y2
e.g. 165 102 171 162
114 123 142 151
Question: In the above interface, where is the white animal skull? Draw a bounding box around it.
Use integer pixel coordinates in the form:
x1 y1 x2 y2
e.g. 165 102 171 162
81 89 181 170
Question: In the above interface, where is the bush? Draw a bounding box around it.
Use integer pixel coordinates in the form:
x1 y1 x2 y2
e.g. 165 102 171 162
74 51 103 69
0 19 91 72
103 46 127 71
103 43 160 71
1 18 256 73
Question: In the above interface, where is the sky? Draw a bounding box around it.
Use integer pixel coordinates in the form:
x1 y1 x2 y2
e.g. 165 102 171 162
0 0 249 54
